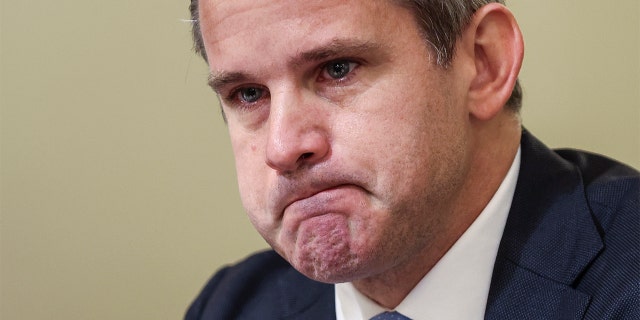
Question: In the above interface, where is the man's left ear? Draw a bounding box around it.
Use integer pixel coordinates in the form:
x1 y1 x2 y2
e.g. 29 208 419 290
459 4 524 120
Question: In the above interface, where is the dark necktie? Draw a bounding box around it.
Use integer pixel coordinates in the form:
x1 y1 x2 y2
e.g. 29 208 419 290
370 311 412 320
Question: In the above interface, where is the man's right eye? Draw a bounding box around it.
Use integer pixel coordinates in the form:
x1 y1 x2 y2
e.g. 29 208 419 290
237 87 264 103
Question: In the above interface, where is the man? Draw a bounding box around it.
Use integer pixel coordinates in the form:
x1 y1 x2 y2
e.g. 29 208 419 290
185 0 639 319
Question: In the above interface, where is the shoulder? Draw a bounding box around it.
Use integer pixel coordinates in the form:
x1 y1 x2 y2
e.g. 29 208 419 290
555 148 638 210
185 250 334 320
519 131 638 233
495 131 639 318
554 149 639 242
555 149 640 318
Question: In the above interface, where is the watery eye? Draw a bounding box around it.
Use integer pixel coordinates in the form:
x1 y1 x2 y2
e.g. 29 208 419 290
238 87 264 103
325 60 355 79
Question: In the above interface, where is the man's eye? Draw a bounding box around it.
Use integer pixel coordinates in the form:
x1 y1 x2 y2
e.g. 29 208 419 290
324 60 357 79
237 87 264 103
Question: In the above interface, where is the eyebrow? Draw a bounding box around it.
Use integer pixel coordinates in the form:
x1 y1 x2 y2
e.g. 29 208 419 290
208 72 249 94
207 39 383 94
294 39 382 66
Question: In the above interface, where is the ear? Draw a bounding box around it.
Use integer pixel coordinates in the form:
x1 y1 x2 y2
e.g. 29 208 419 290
458 4 524 121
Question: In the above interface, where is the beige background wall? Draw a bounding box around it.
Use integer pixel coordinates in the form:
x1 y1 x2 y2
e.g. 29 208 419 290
1 0 638 319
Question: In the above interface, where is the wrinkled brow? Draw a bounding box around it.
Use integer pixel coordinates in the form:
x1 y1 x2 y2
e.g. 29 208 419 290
207 39 383 93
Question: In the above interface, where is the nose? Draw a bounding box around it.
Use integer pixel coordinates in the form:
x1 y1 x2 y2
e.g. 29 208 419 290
265 90 330 173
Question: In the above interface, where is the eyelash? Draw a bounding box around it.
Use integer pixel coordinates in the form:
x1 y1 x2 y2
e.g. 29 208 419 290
224 85 269 109
223 58 362 108
318 59 360 83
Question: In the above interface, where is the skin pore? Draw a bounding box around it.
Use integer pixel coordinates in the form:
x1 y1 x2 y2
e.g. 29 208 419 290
198 0 523 308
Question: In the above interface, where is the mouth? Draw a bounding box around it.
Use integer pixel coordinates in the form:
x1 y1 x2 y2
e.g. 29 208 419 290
270 169 371 222
283 184 350 212
280 184 366 222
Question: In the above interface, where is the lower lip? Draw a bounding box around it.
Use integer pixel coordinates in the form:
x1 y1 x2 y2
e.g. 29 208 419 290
284 185 365 221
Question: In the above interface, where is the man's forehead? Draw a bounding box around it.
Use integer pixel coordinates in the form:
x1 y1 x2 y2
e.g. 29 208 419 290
198 0 401 59
196 0 414 37
199 0 347 23
198 0 343 52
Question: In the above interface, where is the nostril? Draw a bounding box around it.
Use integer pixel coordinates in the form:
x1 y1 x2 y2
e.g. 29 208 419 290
299 152 314 160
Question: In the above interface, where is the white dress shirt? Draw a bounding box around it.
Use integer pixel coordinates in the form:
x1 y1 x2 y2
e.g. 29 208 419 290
336 148 521 320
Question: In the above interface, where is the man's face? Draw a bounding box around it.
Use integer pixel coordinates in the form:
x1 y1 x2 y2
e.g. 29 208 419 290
199 0 473 283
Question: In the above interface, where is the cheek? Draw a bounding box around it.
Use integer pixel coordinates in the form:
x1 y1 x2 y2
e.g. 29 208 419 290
233 151 280 245
230 133 267 216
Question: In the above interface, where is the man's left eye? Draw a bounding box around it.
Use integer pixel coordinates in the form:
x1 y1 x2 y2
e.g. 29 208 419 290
323 60 358 79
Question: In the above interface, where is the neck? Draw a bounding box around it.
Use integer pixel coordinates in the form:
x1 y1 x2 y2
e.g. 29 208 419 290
352 112 521 309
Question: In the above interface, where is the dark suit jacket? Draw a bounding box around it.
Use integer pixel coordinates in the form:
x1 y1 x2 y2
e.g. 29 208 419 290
186 131 639 319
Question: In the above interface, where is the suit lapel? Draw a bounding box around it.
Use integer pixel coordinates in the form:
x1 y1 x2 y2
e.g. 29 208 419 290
276 266 336 320
485 130 603 319
283 293 336 320
486 258 592 319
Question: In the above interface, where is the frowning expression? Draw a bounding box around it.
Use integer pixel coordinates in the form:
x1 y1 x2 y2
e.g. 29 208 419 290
198 0 473 282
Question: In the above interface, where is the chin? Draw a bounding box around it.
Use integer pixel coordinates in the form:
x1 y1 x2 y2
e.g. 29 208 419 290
289 242 388 284
294 256 364 284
